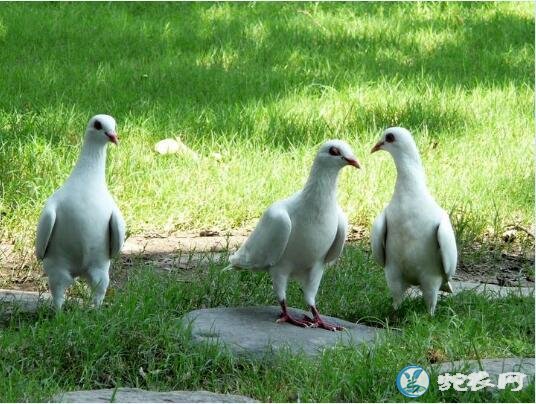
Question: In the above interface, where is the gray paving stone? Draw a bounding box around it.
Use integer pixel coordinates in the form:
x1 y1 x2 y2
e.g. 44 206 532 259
52 388 257 403
451 281 534 297
182 306 384 359
0 289 51 316
407 281 534 299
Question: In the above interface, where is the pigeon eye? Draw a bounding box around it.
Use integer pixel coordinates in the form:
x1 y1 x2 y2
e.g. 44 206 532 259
328 147 341 156
385 133 395 143
93 120 103 130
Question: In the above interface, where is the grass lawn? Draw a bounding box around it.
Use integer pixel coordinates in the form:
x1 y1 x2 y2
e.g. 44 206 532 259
0 1 534 402
0 1 533 242
1 247 534 402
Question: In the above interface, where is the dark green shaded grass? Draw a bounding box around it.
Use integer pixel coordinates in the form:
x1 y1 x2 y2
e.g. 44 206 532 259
1 246 533 402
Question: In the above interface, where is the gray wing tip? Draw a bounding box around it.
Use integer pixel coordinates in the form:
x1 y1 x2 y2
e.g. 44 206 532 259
228 253 247 269
440 281 454 293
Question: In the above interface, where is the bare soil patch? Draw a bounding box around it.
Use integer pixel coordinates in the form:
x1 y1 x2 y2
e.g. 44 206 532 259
1 225 534 292
456 249 534 286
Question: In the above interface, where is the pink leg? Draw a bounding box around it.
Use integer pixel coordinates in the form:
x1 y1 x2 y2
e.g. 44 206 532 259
303 306 345 331
276 300 311 328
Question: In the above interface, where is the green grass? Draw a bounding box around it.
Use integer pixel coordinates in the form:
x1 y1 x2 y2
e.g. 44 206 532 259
1 246 534 402
0 2 534 402
0 1 533 247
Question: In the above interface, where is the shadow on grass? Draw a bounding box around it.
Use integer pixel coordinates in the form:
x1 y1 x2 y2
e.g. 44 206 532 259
0 2 532 145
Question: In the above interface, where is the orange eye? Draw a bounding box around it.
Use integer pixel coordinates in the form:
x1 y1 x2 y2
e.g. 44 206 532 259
329 147 341 156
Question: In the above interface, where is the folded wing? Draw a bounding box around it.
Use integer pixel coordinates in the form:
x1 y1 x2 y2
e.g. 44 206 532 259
324 208 348 265
230 204 292 270
35 202 56 260
437 212 457 280
109 207 126 258
371 209 387 267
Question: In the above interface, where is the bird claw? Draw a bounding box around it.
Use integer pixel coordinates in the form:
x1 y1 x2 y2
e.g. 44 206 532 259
302 314 315 323
302 315 344 331
315 321 345 332
277 312 311 328
276 308 344 331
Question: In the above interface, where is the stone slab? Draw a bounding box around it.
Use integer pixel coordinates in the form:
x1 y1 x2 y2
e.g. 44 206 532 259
408 281 534 299
451 281 534 297
52 388 257 403
182 306 384 359
433 357 535 389
0 289 51 315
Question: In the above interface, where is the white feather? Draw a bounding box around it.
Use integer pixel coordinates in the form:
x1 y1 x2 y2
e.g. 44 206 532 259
437 213 457 279
371 209 387 267
229 140 358 308
371 127 457 315
35 114 125 310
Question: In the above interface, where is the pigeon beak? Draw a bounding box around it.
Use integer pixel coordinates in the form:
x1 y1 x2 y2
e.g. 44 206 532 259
370 141 384 154
343 157 361 169
106 131 118 145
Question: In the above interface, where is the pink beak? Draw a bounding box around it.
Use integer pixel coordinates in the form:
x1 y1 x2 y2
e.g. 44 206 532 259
106 131 118 145
371 141 384 153
344 157 361 169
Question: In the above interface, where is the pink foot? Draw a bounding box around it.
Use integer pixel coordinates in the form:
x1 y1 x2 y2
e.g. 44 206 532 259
313 318 345 331
277 312 311 328
306 307 345 331
276 300 310 328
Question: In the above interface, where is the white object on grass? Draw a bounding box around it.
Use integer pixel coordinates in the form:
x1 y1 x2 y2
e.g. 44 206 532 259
229 140 360 330
370 127 457 316
36 114 126 310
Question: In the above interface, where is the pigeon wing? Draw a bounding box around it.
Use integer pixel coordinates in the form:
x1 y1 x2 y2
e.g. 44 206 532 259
35 202 56 260
109 207 126 258
371 209 387 267
324 208 348 265
437 212 457 279
230 204 291 270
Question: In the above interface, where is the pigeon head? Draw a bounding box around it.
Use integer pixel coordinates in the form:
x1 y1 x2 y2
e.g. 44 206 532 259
370 127 418 158
86 114 118 145
317 140 360 169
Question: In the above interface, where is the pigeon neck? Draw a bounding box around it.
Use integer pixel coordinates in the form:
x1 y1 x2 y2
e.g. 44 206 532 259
393 153 427 195
69 137 107 186
302 161 340 205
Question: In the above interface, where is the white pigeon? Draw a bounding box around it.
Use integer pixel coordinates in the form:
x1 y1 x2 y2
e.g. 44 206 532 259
229 140 360 331
370 127 457 316
35 114 126 310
